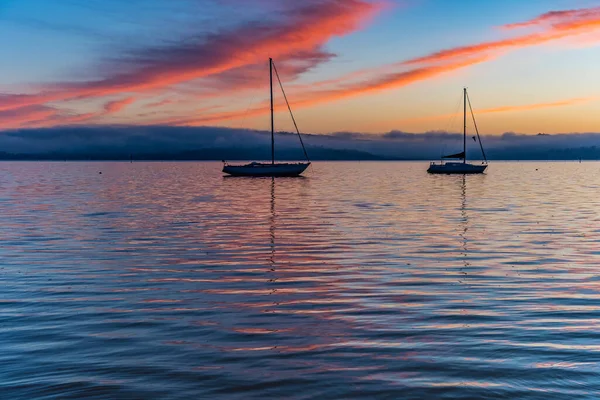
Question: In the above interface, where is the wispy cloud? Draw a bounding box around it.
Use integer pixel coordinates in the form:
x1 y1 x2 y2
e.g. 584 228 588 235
27 112 99 129
405 6 600 66
2 96 138 129
478 97 596 114
168 55 493 126
159 4 600 127
0 105 102 130
503 7 600 30
0 0 384 123
393 97 597 125
0 105 58 129
146 98 175 108
103 97 136 114
34 1 380 102
2 2 600 131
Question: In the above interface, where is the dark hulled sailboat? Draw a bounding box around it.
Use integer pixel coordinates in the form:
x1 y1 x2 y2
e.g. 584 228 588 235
428 88 488 174
223 58 310 177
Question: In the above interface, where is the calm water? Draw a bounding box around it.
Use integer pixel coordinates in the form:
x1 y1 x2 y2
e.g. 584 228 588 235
1 161 599 399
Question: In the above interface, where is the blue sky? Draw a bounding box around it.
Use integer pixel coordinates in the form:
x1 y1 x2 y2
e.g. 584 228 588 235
0 0 599 134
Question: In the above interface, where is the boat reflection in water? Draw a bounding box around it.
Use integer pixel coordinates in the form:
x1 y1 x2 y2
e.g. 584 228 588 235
459 175 469 272
208 173 354 357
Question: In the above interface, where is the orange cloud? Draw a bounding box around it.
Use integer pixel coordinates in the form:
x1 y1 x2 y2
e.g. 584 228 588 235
164 55 493 126
163 105 271 126
0 105 58 129
406 7 600 66
103 97 135 114
394 97 597 125
478 97 596 114
0 105 101 130
504 7 600 30
404 31 572 66
161 5 600 127
2 2 600 132
23 1 382 107
26 112 99 128
0 93 62 113
0 0 385 124
146 98 175 108
20 98 137 129
296 57 492 106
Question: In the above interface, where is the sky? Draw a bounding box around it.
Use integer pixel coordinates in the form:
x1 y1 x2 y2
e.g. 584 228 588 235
0 0 600 135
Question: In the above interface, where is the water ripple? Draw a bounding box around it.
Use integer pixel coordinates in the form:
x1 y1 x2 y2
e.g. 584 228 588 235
0 161 599 399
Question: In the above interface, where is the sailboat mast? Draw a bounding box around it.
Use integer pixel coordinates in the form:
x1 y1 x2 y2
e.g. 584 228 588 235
270 58 274 165
463 87 467 164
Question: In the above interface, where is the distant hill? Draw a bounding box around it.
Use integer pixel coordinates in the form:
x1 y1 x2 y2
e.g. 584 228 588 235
0 125 599 161
0 146 389 161
487 146 600 160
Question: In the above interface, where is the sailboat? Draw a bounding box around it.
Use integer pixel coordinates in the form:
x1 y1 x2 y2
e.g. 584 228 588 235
223 58 310 177
427 88 488 174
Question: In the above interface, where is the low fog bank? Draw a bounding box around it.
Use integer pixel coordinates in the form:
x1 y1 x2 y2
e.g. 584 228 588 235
0 126 599 160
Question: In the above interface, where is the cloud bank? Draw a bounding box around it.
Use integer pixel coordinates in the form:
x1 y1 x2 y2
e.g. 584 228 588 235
1 125 600 160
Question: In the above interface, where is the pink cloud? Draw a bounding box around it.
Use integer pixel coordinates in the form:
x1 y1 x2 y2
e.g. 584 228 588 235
503 7 600 30
103 97 135 114
2 2 600 131
159 55 492 126
0 0 385 124
46 1 382 100
406 7 600 66
146 99 175 108
150 4 600 127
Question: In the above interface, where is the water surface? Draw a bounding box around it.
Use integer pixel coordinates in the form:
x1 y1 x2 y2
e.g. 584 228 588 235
1 161 599 399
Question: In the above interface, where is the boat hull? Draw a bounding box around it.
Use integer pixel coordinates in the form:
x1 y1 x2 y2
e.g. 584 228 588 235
427 162 487 174
223 162 310 177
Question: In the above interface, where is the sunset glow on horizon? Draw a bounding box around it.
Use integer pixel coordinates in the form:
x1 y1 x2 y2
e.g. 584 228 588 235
1 0 600 135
